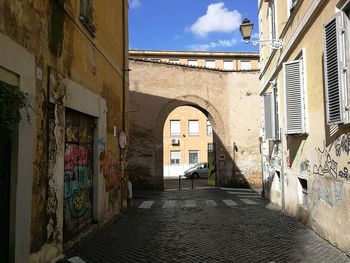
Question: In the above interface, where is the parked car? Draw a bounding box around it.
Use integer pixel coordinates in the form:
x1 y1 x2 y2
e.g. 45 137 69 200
183 162 208 179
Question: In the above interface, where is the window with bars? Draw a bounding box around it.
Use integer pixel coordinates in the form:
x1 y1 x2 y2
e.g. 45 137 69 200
323 11 350 125
263 87 279 140
283 56 306 134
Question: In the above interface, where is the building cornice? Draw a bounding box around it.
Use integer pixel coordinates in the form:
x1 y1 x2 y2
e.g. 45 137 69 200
129 50 259 58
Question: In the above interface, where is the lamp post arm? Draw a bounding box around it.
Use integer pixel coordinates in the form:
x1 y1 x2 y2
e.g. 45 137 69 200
245 39 283 49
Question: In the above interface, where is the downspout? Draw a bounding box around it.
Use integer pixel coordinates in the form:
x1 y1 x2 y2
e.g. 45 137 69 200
280 128 285 211
120 0 126 210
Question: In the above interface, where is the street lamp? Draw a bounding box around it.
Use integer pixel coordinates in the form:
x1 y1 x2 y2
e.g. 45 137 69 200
239 18 283 49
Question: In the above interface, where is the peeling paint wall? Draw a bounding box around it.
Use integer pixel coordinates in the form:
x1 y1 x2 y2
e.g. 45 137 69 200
0 0 128 262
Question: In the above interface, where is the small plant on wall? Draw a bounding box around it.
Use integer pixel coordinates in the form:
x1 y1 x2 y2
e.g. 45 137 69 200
0 81 31 138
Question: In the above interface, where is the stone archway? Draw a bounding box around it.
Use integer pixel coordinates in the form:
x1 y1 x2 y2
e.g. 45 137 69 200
154 95 226 189
128 59 262 190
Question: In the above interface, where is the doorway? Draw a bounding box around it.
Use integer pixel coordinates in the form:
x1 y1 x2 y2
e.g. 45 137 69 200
63 108 95 242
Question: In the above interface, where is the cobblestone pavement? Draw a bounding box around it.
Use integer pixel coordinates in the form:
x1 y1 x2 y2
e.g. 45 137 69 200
60 188 350 263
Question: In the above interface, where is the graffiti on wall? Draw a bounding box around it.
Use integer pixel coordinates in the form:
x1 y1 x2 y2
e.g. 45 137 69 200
98 137 122 191
63 108 94 241
270 145 282 169
296 133 350 181
64 143 92 218
299 159 311 176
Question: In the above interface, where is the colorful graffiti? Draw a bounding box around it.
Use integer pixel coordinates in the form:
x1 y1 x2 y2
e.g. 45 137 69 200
64 143 92 218
99 142 122 191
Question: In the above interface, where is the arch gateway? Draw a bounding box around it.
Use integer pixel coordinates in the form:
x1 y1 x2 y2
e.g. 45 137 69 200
128 52 261 190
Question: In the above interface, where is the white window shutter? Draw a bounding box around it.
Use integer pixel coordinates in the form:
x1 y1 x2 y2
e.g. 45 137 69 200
284 59 306 134
324 16 342 124
264 92 274 140
324 12 350 125
338 11 350 124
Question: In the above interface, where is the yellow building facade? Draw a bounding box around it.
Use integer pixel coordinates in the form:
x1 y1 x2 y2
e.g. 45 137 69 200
0 0 129 262
163 106 213 178
259 0 350 255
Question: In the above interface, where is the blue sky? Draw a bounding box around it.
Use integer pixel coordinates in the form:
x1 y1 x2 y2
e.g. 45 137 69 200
129 0 259 52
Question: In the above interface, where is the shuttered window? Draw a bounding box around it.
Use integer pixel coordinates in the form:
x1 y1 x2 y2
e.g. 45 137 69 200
283 58 306 134
264 88 279 140
324 12 350 125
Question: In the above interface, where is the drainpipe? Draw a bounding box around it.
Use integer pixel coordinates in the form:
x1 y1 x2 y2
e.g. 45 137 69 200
280 128 285 211
120 0 126 210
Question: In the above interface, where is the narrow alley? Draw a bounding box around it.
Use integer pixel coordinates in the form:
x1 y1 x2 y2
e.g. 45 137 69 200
60 188 349 263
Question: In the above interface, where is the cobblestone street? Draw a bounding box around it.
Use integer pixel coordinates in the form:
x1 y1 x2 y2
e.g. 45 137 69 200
61 188 349 263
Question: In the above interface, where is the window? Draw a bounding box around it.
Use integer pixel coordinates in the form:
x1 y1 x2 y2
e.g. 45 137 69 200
223 60 234 70
205 60 216 69
269 0 276 40
241 60 251 70
263 87 279 140
189 151 199 164
80 0 96 34
206 120 213 135
188 60 198 66
188 120 199 136
283 55 306 134
169 59 180 64
170 120 181 136
298 178 308 206
170 151 181 165
324 10 350 125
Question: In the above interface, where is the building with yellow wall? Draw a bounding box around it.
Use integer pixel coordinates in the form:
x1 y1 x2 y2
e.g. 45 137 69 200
163 106 213 178
258 0 350 255
0 0 129 262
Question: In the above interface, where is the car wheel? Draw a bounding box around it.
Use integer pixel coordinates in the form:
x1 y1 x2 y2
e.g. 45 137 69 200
193 172 199 179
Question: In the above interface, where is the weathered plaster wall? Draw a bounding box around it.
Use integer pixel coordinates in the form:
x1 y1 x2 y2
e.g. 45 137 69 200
0 1 128 262
259 0 350 255
129 60 261 189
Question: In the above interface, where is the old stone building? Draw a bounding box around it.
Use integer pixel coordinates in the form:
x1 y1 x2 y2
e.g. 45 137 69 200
0 1 129 262
259 0 350 255
128 50 262 190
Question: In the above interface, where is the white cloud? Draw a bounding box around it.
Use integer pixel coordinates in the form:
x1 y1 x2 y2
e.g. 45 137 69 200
188 38 238 51
129 0 141 9
188 2 242 38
